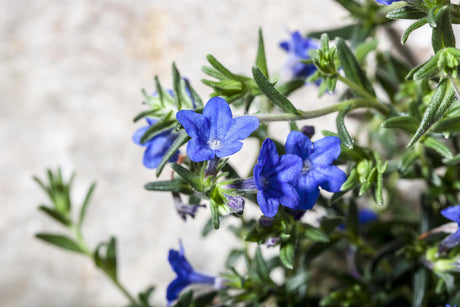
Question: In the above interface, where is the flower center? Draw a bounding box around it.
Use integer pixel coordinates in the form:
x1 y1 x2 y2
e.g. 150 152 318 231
208 138 223 150
303 159 311 171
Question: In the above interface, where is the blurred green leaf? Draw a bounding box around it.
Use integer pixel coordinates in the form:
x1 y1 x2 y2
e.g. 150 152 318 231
36 233 87 254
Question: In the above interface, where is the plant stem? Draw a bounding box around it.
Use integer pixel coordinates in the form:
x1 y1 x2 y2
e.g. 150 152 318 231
245 98 387 122
336 75 387 113
113 279 137 305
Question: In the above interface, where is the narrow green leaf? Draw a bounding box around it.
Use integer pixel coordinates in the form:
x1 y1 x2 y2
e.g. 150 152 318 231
422 137 453 159
36 233 86 254
412 268 427 307
308 24 359 41
156 131 190 177
355 39 378 63
443 153 460 165
386 6 426 20
254 247 271 282
140 115 176 144
275 79 306 96
174 290 193 307
170 163 203 192
252 66 299 114
382 116 418 133
138 286 155 306
432 6 456 53
154 76 169 108
172 63 183 110
402 18 428 45
336 38 375 96
184 78 203 109
304 224 329 242
38 206 71 226
336 104 354 149
105 237 117 280
280 242 295 269
144 178 194 194
255 28 268 78
78 182 96 229
206 54 240 81
409 53 440 80
408 79 456 146
346 200 359 240
433 115 460 133
226 249 244 269
341 168 358 191
133 109 158 123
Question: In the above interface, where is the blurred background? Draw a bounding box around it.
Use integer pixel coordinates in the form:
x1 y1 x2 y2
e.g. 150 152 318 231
0 1 432 306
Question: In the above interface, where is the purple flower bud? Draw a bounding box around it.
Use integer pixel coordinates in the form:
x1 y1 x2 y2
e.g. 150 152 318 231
301 125 315 138
224 194 245 213
265 237 280 247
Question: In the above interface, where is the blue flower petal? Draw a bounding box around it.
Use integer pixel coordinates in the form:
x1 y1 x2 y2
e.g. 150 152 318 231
216 140 244 158
167 277 190 305
257 190 280 218
311 165 347 192
257 139 280 170
278 154 303 182
186 138 215 162
176 110 208 139
202 97 233 140
143 134 178 169
285 131 312 161
310 136 342 166
441 205 460 225
296 172 320 210
132 126 150 146
226 116 260 142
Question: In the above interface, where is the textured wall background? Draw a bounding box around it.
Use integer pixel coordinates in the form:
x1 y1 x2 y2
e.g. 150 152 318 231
0 1 434 306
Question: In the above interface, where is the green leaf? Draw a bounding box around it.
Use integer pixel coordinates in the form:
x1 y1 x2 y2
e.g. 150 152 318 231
38 206 71 226
226 249 244 269
341 168 358 191
252 66 299 114
355 39 378 63
346 201 359 240
132 109 157 123
78 182 96 229
431 6 456 53
407 53 440 80
255 28 268 79
275 79 306 97
387 6 426 20
140 112 175 144
422 137 453 159
254 247 271 282
382 116 418 133
144 178 194 195
408 79 456 146
336 104 354 149
433 115 460 133
172 63 184 110
184 78 203 109
206 54 240 81
401 18 428 45
280 241 295 269
336 38 375 97
105 237 117 280
443 153 460 165
412 268 427 307
36 233 87 254
304 224 329 242
170 163 203 192
308 24 359 41
156 131 190 177
138 286 155 307
174 290 193 307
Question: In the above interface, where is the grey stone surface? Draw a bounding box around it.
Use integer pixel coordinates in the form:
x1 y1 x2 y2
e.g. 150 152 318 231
0 1 435 306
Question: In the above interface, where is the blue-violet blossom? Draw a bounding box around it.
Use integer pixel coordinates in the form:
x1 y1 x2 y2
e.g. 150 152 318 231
254 138 303 217
133 118 179 169
439 205 460 252
285 131 347 210
176 97 259 162
167 241 216 306
338 208 378 230
280 31 318 79
375 0 401 4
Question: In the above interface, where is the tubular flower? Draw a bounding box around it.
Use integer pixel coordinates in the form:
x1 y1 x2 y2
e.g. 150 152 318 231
176 97 259 162
280 31 318 79
254 138 303 217
132 118 179 169
167 241 216 306
439 205 460 253
285 131 347 210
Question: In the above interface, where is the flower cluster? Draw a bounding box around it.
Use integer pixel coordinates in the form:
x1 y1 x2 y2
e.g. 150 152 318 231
254 131 347 217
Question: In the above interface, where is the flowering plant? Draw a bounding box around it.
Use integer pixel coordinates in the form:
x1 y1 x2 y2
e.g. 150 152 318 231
33 0 460 306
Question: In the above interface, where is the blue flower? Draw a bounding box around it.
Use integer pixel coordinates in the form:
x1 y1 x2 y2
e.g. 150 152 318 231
280 31 318 79
338 208 378 230
285 131 347 210
440 205 460 252
167 241 216 306
446 305 458 307
254 138 303 217
176 97 259 162
133 118 180 169
375 0 401 4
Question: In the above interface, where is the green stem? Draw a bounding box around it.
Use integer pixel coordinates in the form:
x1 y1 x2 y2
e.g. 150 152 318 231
336 75 385 111
113 279 137 305
246 98 386 122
